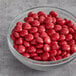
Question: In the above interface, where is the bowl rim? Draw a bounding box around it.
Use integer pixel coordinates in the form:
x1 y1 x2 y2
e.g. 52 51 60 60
7 6 76 65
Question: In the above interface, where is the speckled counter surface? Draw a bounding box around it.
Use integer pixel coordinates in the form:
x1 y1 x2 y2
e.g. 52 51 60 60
0 0 76 76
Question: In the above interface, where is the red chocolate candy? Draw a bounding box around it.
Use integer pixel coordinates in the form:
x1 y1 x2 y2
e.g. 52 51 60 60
10 11 76 61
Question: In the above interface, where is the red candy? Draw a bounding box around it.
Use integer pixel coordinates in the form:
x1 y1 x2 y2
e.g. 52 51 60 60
62 25 68 28
45 23 54 29
62 44 70 51
40 31 48 38
44 37 51 44
54 25 62 31
22 53 30 58
14 25 22 32
56 56 62 60
30 53 38 57
16 38 23 45
28 11 34 17
24 41 30 47
65 34 73 41
43 44 50 52
57 18 65 25
37 49 43 54
59 41 67 45
31 39 37 45
10 11 76 61
47 29 56 36
36 37 43 44
23 23 31 30
34 32 39 38
32 13 38 19
16 22 23 26
25 34 34 41
10 34 15 41
61 51 67 57
41 52 50 61
69 28 74 34
64 18 68 23
71 45 76 53
51 33 59 41
51 43 59 50
68 40 75 45
44 17 52 24
39 16 45 23
29 27 38 33
36 44 43 48
18 45 26 53
50 50 57 56
67 20 73 27
60 28 69 35
57 50 61 55
13 32 19 38
38 11 47 17
27 46 36 53
49 11 57 17
63 53 70 58
73 34 76 40
33 56 41 61
59 35 65 41
49 56 56 61
38 25 45 32
24 17 34 23
32 20 40 27
52 17 56 23
20 30 28 37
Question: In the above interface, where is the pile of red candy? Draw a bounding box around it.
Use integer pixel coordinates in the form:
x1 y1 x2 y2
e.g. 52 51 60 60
10 11 76 61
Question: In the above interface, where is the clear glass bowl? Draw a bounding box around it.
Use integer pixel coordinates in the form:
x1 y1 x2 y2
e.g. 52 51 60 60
7 6 76 71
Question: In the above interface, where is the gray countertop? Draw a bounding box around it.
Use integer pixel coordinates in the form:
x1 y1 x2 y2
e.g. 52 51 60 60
1 0 76 76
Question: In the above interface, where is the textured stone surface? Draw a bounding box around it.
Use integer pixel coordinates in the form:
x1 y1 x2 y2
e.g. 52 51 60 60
1 0 76 76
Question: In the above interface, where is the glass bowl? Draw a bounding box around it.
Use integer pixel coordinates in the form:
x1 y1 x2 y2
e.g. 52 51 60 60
7 6 76 71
